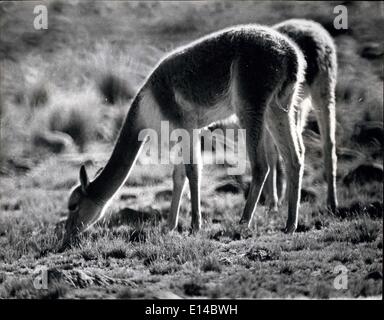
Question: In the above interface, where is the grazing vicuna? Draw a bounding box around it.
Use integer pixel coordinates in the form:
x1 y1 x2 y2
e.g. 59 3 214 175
63 24 307 246
198 19 338 216
259 19 338 213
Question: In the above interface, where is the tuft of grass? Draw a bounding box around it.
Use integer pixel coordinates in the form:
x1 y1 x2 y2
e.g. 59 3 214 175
0 278 38 299
39 282 69 299
355 279 383 298
133 232 218 266
80 248 98 261
149 261 180 275
103 248 127 259
201 256 222 273
117 287 134 299
98 73 134 105
328 246 361 264
245 247 279 262
334 201 383 220
207 270 265 299
279 262 294 275
312 283 331 299
283 234 323 252
48 107 92 152
183 278 205 297
29 84 49 109
323 219 381 244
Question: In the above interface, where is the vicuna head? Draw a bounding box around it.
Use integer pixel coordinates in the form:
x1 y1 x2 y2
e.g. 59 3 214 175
62 165 103 247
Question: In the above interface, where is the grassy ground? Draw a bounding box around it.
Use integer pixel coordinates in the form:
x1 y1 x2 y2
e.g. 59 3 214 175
0 1 382 299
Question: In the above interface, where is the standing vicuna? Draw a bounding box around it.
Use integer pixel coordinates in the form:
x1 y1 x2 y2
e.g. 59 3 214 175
63 24 308 246
257 19 338 214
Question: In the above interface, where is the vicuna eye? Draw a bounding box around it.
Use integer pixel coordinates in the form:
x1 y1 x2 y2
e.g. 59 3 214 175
68 203 78 211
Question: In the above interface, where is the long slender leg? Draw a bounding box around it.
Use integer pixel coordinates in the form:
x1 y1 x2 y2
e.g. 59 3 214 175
262 130 279 212
239 112 270 227
311 78 338 212
266 104 304 234
184 133 202 232
168 164 187 230
276 153 286 205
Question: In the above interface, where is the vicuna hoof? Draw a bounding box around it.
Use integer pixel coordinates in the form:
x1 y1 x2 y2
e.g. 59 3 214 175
284 224 297 234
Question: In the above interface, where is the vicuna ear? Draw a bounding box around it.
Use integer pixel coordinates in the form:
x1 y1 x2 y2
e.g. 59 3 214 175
79 165 90 194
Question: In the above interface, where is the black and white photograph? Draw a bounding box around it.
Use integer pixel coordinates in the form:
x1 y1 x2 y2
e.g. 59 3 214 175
0 0 382 304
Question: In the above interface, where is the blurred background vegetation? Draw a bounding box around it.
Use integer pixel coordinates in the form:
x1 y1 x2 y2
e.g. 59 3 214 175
0 1 382 169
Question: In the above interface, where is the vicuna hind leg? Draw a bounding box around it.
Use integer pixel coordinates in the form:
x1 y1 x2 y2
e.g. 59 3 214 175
260 130 280 213
266 95 304 233
184 133 202 232
276 154 286 205
311 75 338 212
238 108 270 227
168 164 187 231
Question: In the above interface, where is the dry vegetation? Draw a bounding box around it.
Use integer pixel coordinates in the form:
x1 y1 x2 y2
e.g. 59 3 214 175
0 1 382 299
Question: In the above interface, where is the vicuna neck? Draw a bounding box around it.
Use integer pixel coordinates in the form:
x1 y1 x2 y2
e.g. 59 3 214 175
88 97 146 203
